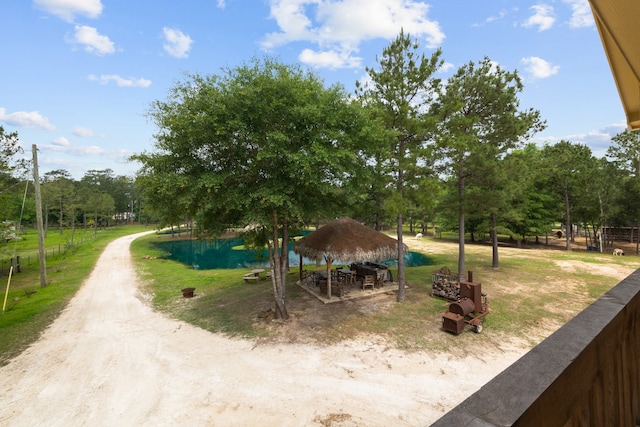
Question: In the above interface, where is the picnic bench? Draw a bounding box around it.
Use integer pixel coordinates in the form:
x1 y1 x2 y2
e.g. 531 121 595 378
243 268 266 283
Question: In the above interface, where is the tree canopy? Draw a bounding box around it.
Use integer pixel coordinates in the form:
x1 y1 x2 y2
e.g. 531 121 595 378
134 57 380 318
356 29 443 301
432 57 545 273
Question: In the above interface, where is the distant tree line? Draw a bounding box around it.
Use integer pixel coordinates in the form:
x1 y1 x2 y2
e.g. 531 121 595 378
0 132 156 241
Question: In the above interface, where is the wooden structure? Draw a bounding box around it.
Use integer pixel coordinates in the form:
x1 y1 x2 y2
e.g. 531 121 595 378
293 217 407 299
589 0 640 130
243 268 265 283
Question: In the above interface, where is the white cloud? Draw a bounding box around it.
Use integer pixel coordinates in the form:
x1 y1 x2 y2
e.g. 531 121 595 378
473 9 509 27
77 145 107 155
44 139 107 155
0 107 56 131
34 0 103 22
534 121 626 157
439 62 455 73
36 138 130 179
523 4 555 31
69 25 115 55
521 56 559 79
299 48 362 69
88 74 152 88
73 126 98 137
261 0 444 69
163 27 193 58
485 10 508 24
563 0 594 28
487 60 501 75
51 137 70 147
217 0 225 8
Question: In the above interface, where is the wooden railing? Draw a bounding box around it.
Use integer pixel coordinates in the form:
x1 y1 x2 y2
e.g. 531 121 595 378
432 269 640 427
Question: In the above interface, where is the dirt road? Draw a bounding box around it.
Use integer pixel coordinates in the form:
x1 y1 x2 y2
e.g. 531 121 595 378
0 232 526 426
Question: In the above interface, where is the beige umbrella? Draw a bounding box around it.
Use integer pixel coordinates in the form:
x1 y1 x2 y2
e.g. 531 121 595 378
293 217 408 298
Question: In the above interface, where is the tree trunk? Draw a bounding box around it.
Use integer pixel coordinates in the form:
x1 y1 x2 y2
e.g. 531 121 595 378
281 216 289 279
270 210 289 320
315 218 322 268
396 213 406 302
491 212 499 268
564 176 572 251
458 175 465 278
375 195 383 231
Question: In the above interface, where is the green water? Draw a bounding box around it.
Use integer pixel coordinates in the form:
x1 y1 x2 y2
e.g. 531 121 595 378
153 238 432 270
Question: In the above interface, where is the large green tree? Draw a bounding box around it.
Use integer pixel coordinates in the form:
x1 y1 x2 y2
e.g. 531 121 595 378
78 170 119 233
355 30 443 301
79 169 135 225
42 169 75 236
134 58 376 319
0 127 23 222
432 57 544 273
502 144 557 245
607 129 640 253
540 141 596 251
0 126 21 178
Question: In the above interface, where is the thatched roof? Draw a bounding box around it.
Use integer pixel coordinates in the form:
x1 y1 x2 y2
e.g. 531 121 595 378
293 217 408 263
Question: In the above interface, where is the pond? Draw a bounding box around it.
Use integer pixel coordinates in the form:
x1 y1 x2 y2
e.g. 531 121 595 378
153 238 432 270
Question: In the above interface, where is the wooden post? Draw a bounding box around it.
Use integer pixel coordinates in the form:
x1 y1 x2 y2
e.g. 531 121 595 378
299 253 303 281
326 257 332 299
2 266 13 314
32 145 47 287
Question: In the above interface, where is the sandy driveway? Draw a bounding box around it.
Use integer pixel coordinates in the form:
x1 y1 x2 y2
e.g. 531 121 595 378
0 232 527 426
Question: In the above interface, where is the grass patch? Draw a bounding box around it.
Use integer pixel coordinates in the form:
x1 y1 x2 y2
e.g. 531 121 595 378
131 234 276 338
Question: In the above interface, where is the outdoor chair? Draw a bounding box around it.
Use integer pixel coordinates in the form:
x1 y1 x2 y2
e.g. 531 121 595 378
375 270 386 288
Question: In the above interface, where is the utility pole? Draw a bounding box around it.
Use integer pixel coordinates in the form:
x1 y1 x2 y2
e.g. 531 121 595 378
32 145 47 287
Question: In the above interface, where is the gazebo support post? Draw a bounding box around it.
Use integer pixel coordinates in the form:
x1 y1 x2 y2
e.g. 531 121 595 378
299 253 303 281
325 256 332 299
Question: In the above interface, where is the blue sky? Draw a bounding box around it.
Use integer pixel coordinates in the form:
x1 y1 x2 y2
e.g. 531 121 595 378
1 0 625 179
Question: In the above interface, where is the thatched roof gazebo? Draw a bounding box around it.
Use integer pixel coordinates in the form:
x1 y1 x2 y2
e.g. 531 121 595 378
293 217 408 299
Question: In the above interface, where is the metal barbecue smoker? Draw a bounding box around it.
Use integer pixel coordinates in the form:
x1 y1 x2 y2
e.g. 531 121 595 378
432 268 489 334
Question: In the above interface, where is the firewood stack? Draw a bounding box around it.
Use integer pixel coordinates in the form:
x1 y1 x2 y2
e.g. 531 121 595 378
431 267 460 301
